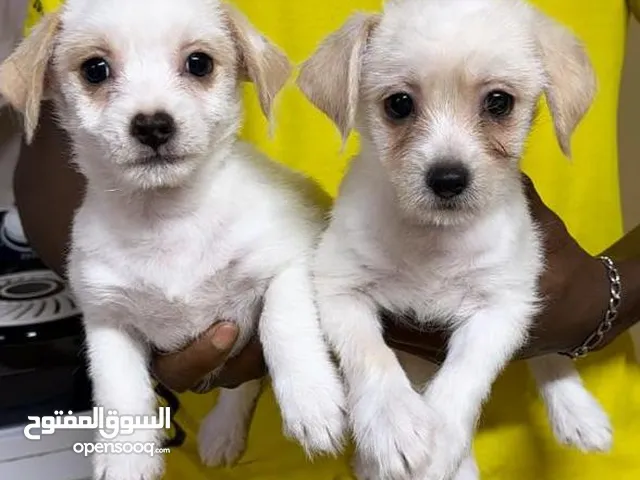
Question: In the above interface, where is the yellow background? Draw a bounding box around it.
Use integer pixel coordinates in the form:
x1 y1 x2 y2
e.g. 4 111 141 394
26 1 640 478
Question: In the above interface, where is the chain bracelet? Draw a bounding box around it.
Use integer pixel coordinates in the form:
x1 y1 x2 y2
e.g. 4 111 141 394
565 256 622 359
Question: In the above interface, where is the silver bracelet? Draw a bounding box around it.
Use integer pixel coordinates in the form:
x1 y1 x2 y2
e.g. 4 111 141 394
565 255 622 359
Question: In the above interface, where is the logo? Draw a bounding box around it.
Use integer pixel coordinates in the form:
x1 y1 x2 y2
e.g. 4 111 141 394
24 406 172 441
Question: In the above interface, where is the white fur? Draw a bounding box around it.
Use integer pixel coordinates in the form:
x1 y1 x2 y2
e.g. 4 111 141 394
198 379 263 466
4 1 346 478
304 0 611 478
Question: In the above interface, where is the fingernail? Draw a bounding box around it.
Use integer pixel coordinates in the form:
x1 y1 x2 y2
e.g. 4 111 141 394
211 323 238 350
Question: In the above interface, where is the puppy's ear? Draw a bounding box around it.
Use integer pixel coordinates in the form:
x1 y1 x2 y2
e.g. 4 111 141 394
297 13 380 141
0 12 61 144
533 13 596 158
222 4 291 119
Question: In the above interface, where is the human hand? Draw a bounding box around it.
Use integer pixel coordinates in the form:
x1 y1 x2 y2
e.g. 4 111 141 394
384 174 636 362
152 323 266 392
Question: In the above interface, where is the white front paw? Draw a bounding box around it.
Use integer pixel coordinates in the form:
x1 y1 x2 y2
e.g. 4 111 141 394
548 388 612 452
277 372 347 456
351 384 433 479
422 415 472 480
198 407 249 467
352 450 479 480
93 449 164 480
351 450 379 480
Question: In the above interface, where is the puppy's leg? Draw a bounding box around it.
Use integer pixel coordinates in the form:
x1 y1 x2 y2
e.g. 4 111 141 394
198 379 262 466
452 455 480 480
259 261 346 456
351 351 480 480
630 323 640 363
528 354 612 452
84 320 164 480
421 303 531 480
396 351 481 480
352 450 480 480
316 289 433 479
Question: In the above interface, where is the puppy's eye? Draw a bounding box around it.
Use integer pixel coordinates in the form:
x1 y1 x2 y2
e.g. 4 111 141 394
81 57 110 84
186 52 214 77
483 90 514 118
383 92 415 121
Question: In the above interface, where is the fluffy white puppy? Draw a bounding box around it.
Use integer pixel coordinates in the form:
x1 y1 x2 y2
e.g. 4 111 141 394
299 0 612 478
0 1 346 479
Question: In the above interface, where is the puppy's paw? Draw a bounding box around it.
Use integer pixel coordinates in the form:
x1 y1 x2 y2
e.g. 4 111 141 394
198 407 249 467
351 450 380 480
423 418 472 480
279 373 347 456
548 389 612 453
94 450 164 480
352 384 433 479
352 450 479 480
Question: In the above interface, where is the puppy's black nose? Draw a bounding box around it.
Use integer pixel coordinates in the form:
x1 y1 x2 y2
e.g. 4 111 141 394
426 163 470 199
130 111 175 149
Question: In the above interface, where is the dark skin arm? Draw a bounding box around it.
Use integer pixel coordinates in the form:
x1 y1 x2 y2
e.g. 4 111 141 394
12 103 640 392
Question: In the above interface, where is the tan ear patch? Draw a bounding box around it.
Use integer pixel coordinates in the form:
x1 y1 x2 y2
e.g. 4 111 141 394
297 13 380 141
533 13 596 158
0 12 61 143
221 3 291 119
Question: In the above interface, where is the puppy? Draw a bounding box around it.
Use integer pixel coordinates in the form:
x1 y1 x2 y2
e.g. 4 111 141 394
0 1 346 478
299 0 611 478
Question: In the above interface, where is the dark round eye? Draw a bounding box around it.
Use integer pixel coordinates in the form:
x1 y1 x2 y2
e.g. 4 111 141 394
186 52 214 77
383 92 415 121
81 57 110 84
483 90 514 118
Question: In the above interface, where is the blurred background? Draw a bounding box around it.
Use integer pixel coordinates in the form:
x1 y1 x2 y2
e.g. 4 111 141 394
619 20 640 232
0 2 638 480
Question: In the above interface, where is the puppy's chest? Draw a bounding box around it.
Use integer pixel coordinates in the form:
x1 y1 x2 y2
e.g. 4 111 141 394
126 270 265 350
79 247 269 351
370 263 493 325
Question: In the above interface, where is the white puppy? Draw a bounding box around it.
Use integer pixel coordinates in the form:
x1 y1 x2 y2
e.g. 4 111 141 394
299 0 612 478
0 1 346 479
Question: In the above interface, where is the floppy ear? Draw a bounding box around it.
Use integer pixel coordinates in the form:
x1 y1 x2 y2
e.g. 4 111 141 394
221 3 291 119
0 12 61 144
533 12 597 158
297 13 380 141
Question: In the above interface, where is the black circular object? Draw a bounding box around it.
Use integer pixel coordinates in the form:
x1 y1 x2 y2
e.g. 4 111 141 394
426 163 470 199
0 270 83 346
81 57 110 84
186 52 214 77
130 111 176 149
483 90 514 118
1 279 64 300
384 92 415 120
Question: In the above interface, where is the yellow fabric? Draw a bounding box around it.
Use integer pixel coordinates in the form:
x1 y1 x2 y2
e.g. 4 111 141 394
26 0 640 479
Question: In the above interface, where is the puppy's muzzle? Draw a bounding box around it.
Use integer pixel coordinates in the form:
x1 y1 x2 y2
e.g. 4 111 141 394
425 162 470 199
130 111 176 150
